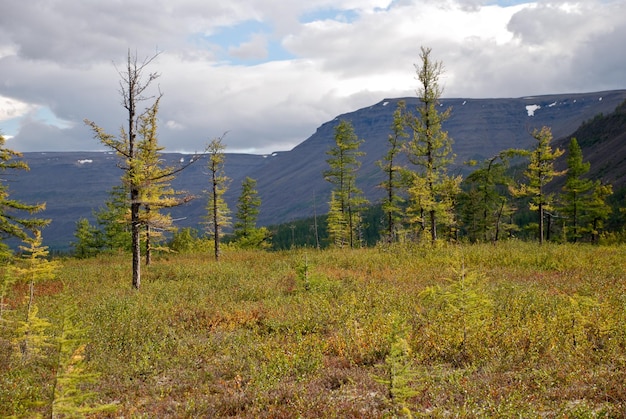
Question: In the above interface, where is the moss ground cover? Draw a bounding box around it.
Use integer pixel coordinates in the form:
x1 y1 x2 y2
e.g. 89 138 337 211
1 242 626 417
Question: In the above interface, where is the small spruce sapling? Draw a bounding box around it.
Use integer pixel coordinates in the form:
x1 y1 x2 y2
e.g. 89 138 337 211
419 261 493 365
12 229 59 359
51 303 117 417
375 318 418 418
13 303 53 361
296 253 311 291
0 254 16 320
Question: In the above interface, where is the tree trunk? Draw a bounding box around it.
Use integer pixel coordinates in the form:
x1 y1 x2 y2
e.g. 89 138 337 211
27 280 34 322
131 200 141 289
146 224 152 266
430 209 437 243
538 203 544 245
212 175 220 261
494 201 504 243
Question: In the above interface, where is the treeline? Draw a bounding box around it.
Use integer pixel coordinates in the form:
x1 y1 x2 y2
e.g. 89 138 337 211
0 48 623 291
314 47 617 249
71 47 624 259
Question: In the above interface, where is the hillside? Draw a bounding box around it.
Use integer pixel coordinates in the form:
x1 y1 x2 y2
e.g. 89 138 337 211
555 99 626 186
8 152 270 250
252 91 626 227
9 90 626 250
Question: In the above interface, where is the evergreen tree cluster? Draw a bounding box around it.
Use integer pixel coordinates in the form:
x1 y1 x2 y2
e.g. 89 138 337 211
322 47 615 248
0 47 620 278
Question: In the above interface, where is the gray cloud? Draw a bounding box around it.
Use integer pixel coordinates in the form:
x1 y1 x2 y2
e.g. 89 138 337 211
0 0 624 154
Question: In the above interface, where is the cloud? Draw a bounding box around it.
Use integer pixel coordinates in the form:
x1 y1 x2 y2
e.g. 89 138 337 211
228 33 270 61
0 0 624 154
0 96 32 121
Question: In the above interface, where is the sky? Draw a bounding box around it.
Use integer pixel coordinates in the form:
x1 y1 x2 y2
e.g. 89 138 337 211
0 0 625 154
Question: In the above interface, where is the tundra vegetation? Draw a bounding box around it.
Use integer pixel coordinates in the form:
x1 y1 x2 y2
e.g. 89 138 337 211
2 243 626 417
2 47 626 416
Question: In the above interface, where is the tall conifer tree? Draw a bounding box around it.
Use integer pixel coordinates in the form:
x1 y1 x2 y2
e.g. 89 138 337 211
85 51 160 289
233 177 269 249
0 132 49 243
235 177 260 238
324 120 368 248
510 126 565 244
561 137 593 242
404 47 459 243
86 51 195 288
378 101 408 243
204 137 230 260
0 131 49 319
586 182 613 243
135 98 193 265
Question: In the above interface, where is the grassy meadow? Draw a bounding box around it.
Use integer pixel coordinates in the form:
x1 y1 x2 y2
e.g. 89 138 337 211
2 241 626 417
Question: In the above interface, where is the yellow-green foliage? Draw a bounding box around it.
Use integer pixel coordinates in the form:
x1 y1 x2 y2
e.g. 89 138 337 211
51 304 117 417
13 304 54 361
417 263 493 365
0 264 17 319
2 243 626 417
375 325 420 418
11 230 59 360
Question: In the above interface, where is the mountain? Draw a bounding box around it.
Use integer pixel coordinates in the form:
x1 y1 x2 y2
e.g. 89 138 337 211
9 89 626 251
555 98 626 186
8 152 270 250
251 90 626 226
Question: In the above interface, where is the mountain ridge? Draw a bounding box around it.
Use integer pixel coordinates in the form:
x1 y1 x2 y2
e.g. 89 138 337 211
8 89 626 250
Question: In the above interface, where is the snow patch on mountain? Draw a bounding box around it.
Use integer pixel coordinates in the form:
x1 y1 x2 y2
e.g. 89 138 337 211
526 104 541 117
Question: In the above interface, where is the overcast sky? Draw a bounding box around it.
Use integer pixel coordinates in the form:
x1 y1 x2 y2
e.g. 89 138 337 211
0 0 624 154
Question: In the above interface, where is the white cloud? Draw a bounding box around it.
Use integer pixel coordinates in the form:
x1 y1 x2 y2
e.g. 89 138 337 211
228 33 269 61
0 95 33 121
0 0 624 153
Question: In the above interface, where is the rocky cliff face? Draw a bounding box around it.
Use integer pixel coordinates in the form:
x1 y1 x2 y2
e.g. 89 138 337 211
11 90 626 250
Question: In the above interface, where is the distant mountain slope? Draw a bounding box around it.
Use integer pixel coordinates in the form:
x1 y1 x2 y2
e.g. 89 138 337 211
9 89 626 250
10 152 269 250
555 99 626 186
252 90 626 226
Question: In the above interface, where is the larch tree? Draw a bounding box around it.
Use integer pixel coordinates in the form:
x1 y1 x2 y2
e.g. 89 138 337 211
0 131 49 319
85 51 159 289
204 137 231 260
510 126 565 244
12 229 59 358
560 137 594 242
326 190 348 248
86 51 195 288
135 98 193 265
586 182 613 244
0 132 49 244
323 119 368 248
234 177 269 249
459 149 525 243
377 101 408 243
403 46 459 243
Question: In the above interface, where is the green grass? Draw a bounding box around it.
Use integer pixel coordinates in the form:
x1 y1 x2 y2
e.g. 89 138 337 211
2 242 626 417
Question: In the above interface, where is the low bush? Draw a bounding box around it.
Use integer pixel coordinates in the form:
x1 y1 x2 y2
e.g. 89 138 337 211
2 243 626 416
